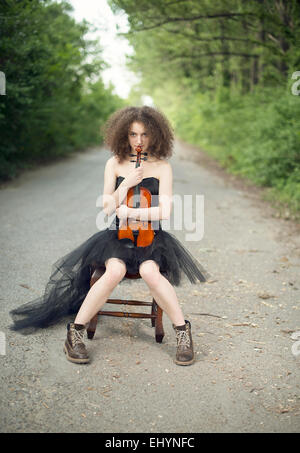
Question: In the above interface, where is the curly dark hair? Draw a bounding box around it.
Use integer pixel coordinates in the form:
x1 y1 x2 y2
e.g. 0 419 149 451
101 106 174 162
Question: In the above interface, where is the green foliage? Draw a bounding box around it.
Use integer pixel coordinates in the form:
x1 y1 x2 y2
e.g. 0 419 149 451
109 0 300 218
163 84 300 218
0 0 123 181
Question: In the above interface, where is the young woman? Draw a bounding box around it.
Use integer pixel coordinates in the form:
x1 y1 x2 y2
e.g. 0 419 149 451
10 106 210 366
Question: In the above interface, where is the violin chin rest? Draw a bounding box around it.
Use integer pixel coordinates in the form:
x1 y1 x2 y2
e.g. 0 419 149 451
118 238 135 249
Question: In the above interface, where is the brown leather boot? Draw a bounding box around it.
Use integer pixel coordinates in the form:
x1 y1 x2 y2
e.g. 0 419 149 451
64 322 90 364
173 320 195 366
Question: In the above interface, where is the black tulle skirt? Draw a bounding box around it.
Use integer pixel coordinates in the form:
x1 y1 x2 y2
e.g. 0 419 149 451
9 226 210 333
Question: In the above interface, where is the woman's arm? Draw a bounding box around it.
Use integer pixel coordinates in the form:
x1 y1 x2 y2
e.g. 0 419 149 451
102 157 129 217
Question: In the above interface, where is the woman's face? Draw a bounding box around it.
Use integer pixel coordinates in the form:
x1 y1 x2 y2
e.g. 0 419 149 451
128 121 150 154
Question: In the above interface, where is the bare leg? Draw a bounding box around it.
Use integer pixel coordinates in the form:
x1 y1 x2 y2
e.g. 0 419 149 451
74 258 127 325
139 260 185 326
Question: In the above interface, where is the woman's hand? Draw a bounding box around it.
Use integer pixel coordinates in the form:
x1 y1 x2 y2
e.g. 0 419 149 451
116 204 130 218
123 166 143 189
116 204 131 227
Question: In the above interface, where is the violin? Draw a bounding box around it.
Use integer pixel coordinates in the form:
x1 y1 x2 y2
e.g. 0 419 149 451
117 145 155 248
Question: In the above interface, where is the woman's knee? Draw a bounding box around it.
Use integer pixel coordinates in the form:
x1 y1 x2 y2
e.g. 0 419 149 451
139 260 161 286
104 258 127 283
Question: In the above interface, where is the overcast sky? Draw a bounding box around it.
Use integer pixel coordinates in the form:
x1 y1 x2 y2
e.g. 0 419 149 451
67 0 139 99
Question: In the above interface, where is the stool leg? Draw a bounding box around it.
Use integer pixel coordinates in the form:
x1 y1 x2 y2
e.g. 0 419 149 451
153 299 164 343
87 314 98 340
151 300 156 327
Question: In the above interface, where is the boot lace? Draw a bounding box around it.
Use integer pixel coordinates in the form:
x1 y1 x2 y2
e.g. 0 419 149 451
71 328 85 347
176 329 190 348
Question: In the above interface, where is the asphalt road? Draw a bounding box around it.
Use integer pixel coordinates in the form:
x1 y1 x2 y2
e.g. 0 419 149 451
0 140 299 433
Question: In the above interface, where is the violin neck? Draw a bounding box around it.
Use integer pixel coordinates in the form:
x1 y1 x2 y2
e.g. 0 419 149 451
130 149 148 209
134 155 141 208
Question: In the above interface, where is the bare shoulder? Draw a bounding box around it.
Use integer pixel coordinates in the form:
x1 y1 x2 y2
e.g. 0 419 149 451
158 160 172 179
106 155 118 166
105 155 117 175
103 156 118 196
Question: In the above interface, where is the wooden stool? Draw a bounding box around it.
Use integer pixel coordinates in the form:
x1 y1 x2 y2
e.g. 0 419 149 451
86 267 165 343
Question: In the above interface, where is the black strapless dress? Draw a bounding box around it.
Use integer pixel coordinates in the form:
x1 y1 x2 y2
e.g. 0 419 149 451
10 177 210 332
